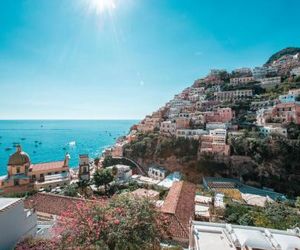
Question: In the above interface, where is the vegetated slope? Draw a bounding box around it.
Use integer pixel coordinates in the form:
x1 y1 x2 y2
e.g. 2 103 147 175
265 47 300 65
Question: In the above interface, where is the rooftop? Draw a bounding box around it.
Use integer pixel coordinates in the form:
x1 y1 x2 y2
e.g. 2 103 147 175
24 193 107 216
160 181 196 241
191 221 300 250
0 198 22 211
30 161 66 172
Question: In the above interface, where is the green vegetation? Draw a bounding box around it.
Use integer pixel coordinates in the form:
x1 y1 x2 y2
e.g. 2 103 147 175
63 183 78 197
93 168 114 193
265 47 300 65
124 132 199 163
228 133 300 196
17 195 167 250
224 202 300 230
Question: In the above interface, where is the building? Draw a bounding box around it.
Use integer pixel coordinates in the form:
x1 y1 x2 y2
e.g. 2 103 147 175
259 125 288 137
175 117 191 129
202 108 235 123
256 107 273 125
253 66 277 80
176 129 207 140
279 93 299 104
199 129 230 156
271 103 300 124
250 100 278 111
107 164 132 182
24 192 107 217
203 177 286 201
78 154 90 181
189 221 300 250
260 76 282 89
137 117 161 132
0 198 37 249
214 89 253 102
291 66 300 76
148 166 167 180
0 146 71 193
160 120 177 136
160 181 196 245
206 122 228 131
289 88 300 96
230 76 254 85
194 195 212 221
232 67 252 76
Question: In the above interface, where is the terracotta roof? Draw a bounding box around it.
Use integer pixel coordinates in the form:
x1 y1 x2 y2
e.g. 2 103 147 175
160 181 196 241
24 193 107 216
30 161 66 172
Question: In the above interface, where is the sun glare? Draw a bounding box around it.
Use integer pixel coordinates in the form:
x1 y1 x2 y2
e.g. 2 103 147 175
87 0 116 14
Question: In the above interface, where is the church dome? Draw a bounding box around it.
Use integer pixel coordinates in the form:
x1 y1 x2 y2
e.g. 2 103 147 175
8 146 31 165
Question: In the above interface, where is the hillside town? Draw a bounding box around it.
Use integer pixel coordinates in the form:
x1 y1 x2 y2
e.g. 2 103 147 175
1 48 300 249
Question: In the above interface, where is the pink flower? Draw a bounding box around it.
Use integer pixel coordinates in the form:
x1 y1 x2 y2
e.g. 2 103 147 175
114 219 120 225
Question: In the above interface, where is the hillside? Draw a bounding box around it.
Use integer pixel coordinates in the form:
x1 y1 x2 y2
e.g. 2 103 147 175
265 47 300 65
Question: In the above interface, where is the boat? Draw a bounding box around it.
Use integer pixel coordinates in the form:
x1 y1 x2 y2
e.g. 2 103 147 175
21 138 26 141
5 147 12 151
39 142 42 145
62 147 66 150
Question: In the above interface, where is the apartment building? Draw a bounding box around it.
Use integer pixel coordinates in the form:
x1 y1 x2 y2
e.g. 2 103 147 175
214 89 253 102
230 76 254 85
199 129 230 156
271 103 300 124
253 66 277 80
176 129 207 140
202 108 235 123
260 76 282 88
160 120 176 136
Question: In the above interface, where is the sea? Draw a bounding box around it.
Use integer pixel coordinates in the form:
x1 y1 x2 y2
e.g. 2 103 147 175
0 120 137 176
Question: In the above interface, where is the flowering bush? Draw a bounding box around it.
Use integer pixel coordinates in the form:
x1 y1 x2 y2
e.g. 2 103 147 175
53 194 168 249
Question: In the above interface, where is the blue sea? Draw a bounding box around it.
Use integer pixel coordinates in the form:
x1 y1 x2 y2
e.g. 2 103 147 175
0 120 137 176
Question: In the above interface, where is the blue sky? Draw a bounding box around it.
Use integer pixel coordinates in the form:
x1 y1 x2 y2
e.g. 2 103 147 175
0 0 300 119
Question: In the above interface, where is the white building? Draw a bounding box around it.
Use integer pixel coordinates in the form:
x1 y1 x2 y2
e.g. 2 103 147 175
291 66 300 76
176 129 208 139
259 125 288 137
190 221 300 250
0 198 37 249
260 76 282 88
253 66 277 80
107 164 132 182
230 76 254 85
160 121 176 136
206 122 228 131
148 166 167 180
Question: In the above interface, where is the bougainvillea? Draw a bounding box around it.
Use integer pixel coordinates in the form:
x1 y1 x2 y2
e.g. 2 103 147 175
51 195 170 249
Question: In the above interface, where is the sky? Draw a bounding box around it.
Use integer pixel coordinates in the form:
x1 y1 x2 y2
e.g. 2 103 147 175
0 0 300 120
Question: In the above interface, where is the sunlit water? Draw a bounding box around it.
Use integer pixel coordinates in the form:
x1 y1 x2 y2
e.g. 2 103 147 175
0 120 137 175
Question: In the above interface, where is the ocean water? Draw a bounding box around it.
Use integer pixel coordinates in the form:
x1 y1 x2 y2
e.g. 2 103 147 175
0 120 137 176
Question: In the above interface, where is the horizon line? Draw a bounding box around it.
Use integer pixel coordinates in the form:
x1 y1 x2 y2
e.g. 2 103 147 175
0 118 141 121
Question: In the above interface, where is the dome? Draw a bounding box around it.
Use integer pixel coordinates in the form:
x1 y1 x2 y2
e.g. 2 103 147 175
8 146 31 165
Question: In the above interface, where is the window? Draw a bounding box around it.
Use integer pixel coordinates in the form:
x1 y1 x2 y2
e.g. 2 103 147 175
16 167 20 174
14 179 19 186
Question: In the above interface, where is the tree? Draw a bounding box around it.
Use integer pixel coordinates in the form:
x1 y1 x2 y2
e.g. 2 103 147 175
102 155 114 168
63 183 78 197
93 168 114 193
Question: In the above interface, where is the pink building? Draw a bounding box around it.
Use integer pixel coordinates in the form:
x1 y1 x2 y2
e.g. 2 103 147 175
203 108 235 123
271 103 300 124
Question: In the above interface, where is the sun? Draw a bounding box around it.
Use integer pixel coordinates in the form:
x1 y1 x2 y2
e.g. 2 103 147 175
87 0 116 14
